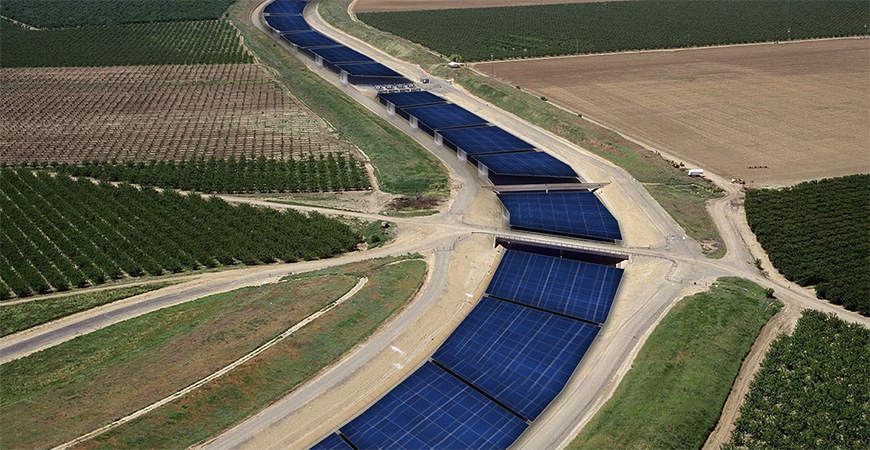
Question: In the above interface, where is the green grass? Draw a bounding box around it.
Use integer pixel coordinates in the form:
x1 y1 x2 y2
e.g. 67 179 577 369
0 283 174 337
568 277 780 449
0 18 251 67
358 1 869 61
0 0 235 28
320 0 726 257
228 1 448 198
71 256 427 450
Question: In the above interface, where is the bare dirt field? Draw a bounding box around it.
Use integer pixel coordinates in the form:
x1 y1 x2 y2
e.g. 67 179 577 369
0 64 354 164
353 0 633 13
477 39 870 187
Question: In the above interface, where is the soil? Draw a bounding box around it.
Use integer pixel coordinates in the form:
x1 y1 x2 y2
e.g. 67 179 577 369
353 0 637 13
476 39 870 187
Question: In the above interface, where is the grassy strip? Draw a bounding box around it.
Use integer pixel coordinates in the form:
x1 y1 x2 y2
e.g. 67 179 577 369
0 282 174 337
568 277 780 449
320 0 725 257
0 274 361 448
228 1 448 198
73 256 426 449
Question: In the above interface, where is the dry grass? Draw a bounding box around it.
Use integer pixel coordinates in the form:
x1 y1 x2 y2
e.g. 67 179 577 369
480 39 870 187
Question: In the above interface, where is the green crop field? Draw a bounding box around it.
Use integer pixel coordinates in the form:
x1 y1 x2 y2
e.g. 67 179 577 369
0 0 235 28
359 0 869 61
53 155 370 193
0 18 251 67
725 310 870 449
0 169 360 298
745 174 869 316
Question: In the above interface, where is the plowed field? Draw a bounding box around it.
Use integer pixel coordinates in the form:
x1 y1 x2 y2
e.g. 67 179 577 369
477 39 870 186
0 64 353 164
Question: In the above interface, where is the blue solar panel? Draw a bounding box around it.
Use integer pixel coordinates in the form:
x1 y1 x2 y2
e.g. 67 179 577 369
310 433 354 450
401 104 489 130
437 126 536 155
378 91 447 108
281 31 339 48
339 362 528 450
432 296 600 420
336 63 404 78
309 46 374 64
264 0 308 15
473 152 578 178
265 15 311 32
499 191 622 241
488 250 623 324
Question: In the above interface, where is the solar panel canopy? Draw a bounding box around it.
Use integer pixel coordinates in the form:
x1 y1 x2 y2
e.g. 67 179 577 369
378 91 447 108
338 362 528 450
264 14 311 32
264 0 308 15
473 152 578 178
282 31 338 48
401 103 489 130
310 433 353 450
488 250 623 324
437 126 536 155
499 191 622 241
432 296 600 420
337 62 404 78
309 46 374 64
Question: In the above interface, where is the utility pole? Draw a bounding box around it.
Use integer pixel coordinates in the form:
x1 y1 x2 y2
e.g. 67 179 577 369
491 53 494 78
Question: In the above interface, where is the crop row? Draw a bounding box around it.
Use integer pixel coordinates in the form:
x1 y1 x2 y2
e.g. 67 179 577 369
1 64 349 163
0 169 361 299
745 174 869 315
1 18 251 68
53 154 370 193
725 310 869 449
359 0 869 61
0 0 235 28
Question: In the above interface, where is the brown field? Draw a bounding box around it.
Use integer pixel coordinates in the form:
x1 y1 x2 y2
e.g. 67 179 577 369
0 64 353 164
478 39 870 187
353 0 631 13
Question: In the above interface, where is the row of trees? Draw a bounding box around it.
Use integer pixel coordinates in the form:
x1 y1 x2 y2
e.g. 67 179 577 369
1 18 251 68
55 154 370 193
725 310 869 449
0 0 234 28
745 174 869 315
0 169 361 299
360 0 869 61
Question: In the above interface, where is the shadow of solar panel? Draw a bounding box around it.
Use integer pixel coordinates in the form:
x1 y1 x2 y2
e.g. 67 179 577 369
437 126 536 155
473 152 578 178
264 0 308 15
499 191 622 241
336 63 404 78
281 31 339 48
432 297 600 421
338 362 527 450
310 433 354 450
265 14 311 32
378 91 446 108
401 103 489 130
309 46 374 64
488 250 623 324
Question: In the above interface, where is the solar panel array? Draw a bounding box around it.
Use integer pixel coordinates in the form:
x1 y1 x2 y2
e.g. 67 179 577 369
488 250 623 324
437 125 536 155
281 31 338 48
499 191 622 241
309 46 373 64
433 296 600 420
309 433 353 450
264 14 311 33
401 103 489 130
339 362 529 450
473 152 578 178
337 63 404 78
263 0 308 15
378 91 447 108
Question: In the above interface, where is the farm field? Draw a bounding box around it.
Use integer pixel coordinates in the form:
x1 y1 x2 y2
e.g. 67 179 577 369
0 64 355 164
480 39 870 186
353 0 631 13
725 310 870 449
358 0 868 61
745 174 869 315
0 0 235 28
